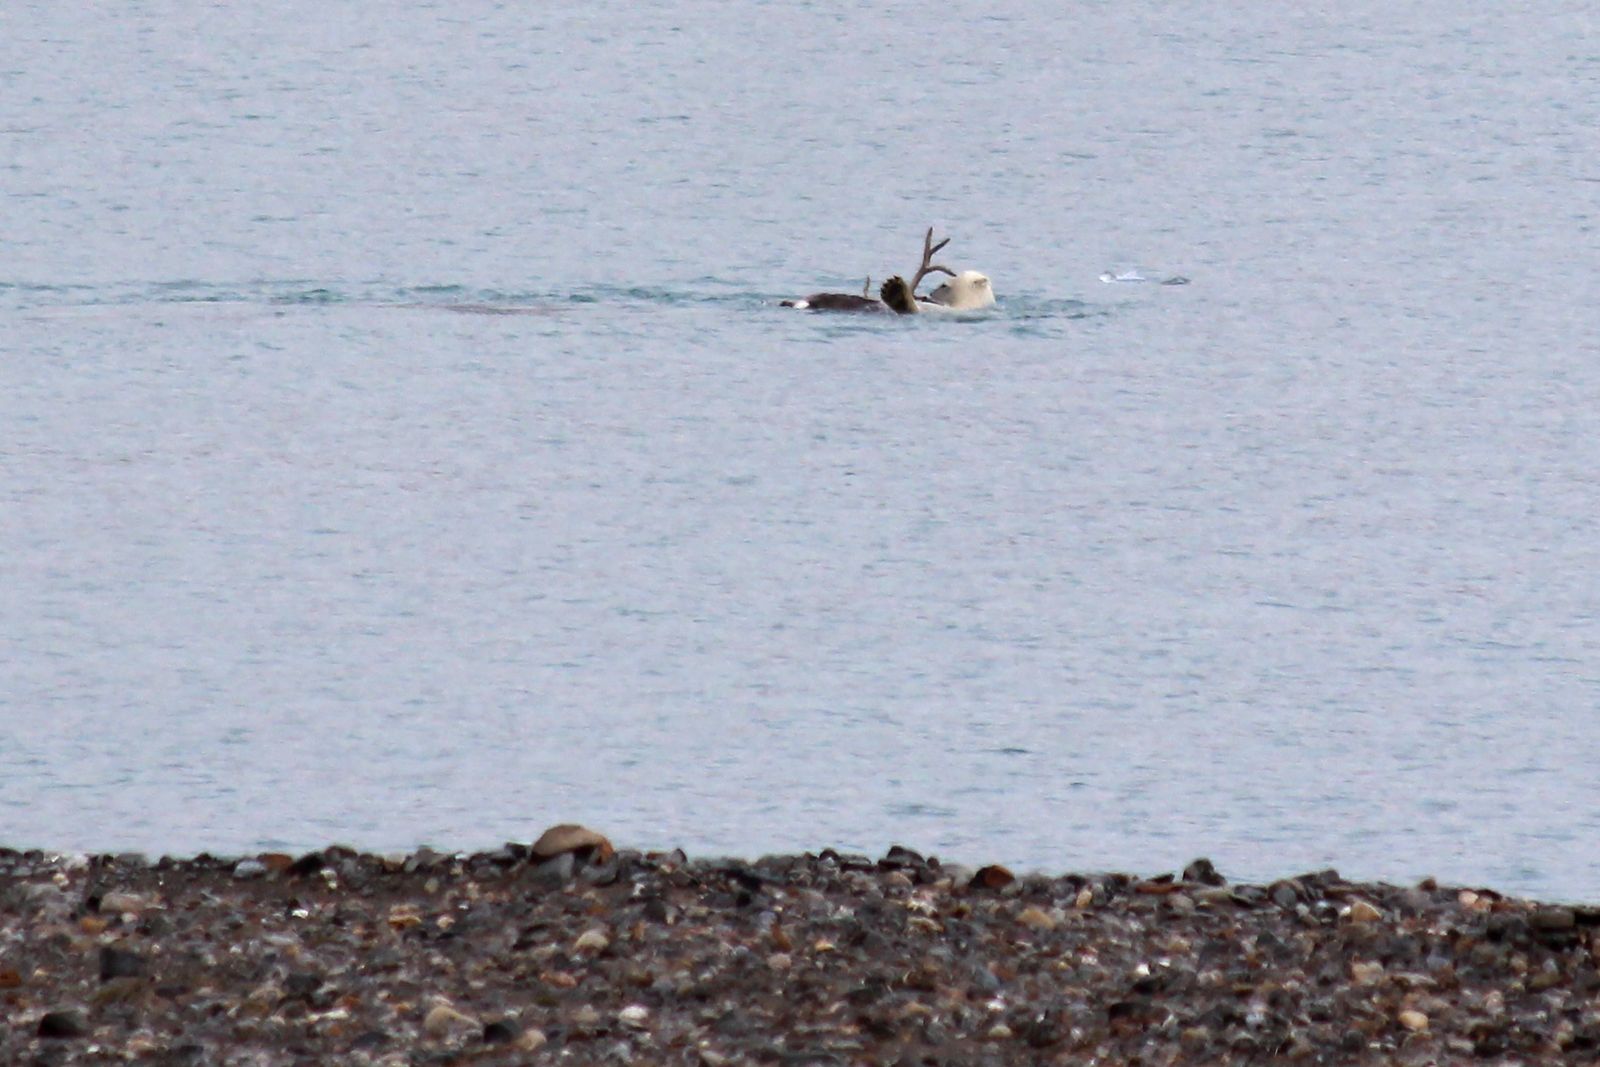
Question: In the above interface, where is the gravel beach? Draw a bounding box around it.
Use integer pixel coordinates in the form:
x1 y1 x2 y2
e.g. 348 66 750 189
4 828 1598 1065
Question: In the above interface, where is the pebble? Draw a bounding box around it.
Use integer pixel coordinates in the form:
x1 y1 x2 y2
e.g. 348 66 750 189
1017 906 1059 931
423 1003 479 1036
232 858 268 880
531 851 576 886
619 1004 650 1029
37 1009 89 1038
98 945 149 981
1398 1009 1429 1031
971 864 1015 890
574 926 611 954
98 890 154 915
1346 899 1382 924
482 1018 521 1045
1268 880 1301 908
1350 961 1385 985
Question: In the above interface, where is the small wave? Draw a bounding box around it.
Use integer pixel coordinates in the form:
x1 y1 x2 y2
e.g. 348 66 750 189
1098 268 1191 286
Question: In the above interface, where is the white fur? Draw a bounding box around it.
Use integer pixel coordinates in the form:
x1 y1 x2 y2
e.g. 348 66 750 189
925 270 995 310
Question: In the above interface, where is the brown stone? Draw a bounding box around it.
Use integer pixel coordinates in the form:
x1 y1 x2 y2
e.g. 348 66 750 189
530 824 614 863
971 865 1015 890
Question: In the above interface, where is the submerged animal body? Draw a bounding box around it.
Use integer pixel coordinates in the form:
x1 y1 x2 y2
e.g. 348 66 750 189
780 290 885 312
782 229 994 315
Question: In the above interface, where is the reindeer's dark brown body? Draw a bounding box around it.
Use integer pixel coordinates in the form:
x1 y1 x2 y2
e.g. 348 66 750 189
780 292 886 312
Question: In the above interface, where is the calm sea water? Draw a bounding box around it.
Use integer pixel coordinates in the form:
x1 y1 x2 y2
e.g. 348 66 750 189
4 3 1599 899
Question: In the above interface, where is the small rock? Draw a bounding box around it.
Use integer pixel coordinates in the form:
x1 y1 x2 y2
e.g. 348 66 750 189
880 845 925 868
618 1004 650 1029
244 980 283 1010
123 1032 161 1056
578 855 621 886
98 890 154 915
287 851 328 877
482 1018 521 1045
517 1027 549 1052
1346 899 1382 924
423 1003 479 1036
38 1009 89 1038
987 1023 1014 1040
232 858 268 880
525 853 575 891
540 969 579 989
1017 906 1058 931
405 847 449 873
1351 961 1385 985
1074 887 1094 909
98 945 148 982
1182 857 1225 885
1398 1009 1429 1032
573 927 610 954
971 865 1015 890
283 971 322 998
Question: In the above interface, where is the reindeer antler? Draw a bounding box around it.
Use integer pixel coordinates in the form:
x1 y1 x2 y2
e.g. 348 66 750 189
908 227 956 295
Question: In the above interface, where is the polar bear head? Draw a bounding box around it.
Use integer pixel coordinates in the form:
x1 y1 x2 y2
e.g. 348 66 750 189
926 271 995 310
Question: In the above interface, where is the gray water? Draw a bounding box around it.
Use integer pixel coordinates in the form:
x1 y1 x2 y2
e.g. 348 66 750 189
4 2 1599 899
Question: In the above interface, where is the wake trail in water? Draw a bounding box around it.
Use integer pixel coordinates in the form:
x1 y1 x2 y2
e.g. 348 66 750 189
1 279 1169 329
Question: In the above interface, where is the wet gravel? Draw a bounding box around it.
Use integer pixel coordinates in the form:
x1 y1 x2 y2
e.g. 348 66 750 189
4 831 1599 1065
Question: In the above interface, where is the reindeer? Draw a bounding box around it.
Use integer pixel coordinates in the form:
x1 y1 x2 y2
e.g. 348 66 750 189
781 229 994 314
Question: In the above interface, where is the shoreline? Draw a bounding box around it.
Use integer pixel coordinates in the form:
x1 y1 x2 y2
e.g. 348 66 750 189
3 831 1597 1064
